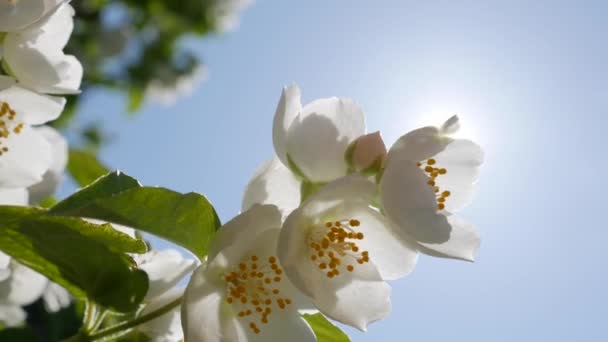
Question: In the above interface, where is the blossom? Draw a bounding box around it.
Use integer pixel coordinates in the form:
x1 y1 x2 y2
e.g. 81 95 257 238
0 0 64 32
182 204 316 341
273 84 366 183
145 65 207 106
208 0 254 32
3 3 83 94
0 256 48 326
0 75 65 188
278 175 418 331
379 115 484 261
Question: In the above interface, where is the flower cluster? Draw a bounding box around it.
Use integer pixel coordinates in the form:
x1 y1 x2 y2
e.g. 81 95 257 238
181 84 484 340
0 0 82 327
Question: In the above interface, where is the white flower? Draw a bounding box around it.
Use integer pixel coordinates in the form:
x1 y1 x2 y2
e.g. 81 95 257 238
273 84 366 183
0 303 26 327
379 115 484 261
145 65 207 106
27 125 68 204
134 249 196 342
41 282 70 313
182 204 316 342
209 0 253 32
3 3 83 94
0 75 65 188
0 257 48 307
347 131 387 172
0 0 64 32
278 175 418 331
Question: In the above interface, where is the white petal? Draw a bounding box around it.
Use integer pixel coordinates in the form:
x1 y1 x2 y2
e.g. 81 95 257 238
42 282 71 313
0 304 26 327
0 252 11 282
0 188 29 205
380 157 452 244
0 76 17 90
272 84 302 166
182 265 242 342
343 204 419 280
242 158 301 219
286 97 365 182
140 287 184 342
431 139 484 212
4 5 83 94
208 204 281 263
243 308 316 342
0 262 48 305
136 249 196 302
387 126 451 163
416 215 480 262
28 126 68 203
0 85 66 125
0 125 52 188
0 0 63 32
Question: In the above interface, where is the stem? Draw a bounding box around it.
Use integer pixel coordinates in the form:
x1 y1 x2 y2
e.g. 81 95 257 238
82 300 99 333
88 297 182 341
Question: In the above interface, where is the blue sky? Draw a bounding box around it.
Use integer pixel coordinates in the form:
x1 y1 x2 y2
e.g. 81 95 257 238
68 1 607 340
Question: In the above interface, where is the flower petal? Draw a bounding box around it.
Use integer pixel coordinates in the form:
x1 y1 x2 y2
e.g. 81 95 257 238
242 158 301 219
343 204 419 280
0 125 52 188
28 126 68 203
182 264 243 342
431 139 484 212
302 175 377 218
140 287 185 341
4 5 83 94
242 307 316 342
286 97 365 182
380 156 452 244
208 204 281 264
0 188 29 205
0 252 11 282
0 304 26 327
0 85 66 125
0 263 47 306
387 126 451 163
273 84 302 166
0 0 63 32
416 215 480 262
135 249 196 302
42 282 71 313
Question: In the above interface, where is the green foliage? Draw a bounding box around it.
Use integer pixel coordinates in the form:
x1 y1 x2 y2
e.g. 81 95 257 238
67 149 110 188
0 206 148 312
303 313 351 342
51 171 221 259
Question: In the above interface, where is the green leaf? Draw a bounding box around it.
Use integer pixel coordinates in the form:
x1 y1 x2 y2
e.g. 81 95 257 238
303 313 350 342
67 149 110 187
0 206 148 312
51 171 221 259
127 87 144 113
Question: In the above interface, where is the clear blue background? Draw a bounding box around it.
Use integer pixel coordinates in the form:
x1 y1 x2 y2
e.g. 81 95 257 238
67 1 608 340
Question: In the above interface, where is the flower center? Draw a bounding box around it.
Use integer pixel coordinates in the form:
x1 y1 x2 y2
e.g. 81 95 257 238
307 219 369 278
417 158 451 210
223 254 292 334
0 102 24 157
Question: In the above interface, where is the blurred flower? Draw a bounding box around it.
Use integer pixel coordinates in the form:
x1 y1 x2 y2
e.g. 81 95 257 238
208 0 254 32
182 204 316 341
145 65 207 106
379 116 484 261
0 75 65 189
278 175 417 331
0 0 64 32
3 3 83 94
273 84 366 183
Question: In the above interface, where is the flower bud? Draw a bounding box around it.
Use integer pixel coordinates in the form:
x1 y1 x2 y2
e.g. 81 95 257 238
347 131 387 173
